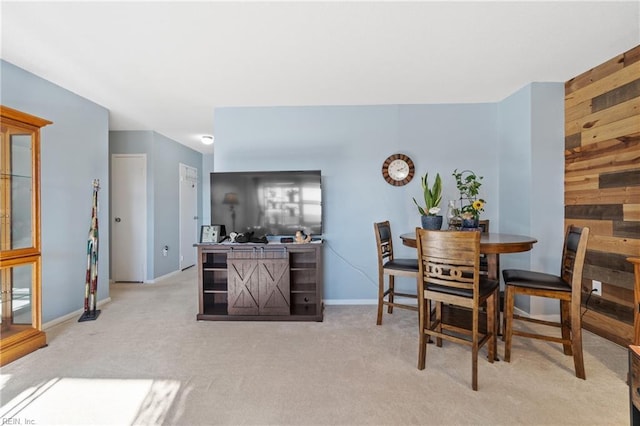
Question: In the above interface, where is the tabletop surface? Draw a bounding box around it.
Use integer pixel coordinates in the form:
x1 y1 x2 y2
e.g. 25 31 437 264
400 231 537 244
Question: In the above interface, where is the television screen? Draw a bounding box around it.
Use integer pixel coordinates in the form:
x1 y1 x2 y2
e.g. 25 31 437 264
210 170 322 237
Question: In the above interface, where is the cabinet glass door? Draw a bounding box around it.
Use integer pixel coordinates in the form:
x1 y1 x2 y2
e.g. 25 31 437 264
0 260 36 338
1 133 34 252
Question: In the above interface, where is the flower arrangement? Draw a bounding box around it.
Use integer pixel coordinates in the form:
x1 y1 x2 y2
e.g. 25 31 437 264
461 199 485 220
452 169 485 220
413 172 442 216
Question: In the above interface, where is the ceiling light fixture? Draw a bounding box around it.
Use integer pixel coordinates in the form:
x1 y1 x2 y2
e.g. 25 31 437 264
201 135 214 145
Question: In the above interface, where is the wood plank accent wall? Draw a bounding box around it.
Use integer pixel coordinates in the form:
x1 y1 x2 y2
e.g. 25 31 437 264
565 44 640 347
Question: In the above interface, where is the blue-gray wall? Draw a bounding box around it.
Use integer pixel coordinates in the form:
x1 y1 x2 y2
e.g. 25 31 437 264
213 103 501 301
212 84 565 316
1 60 110 323
110 130 202 280
498 82 565 316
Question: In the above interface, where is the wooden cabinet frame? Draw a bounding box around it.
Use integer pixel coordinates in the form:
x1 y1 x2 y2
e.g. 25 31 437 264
0 106 51 366
195 242 323 321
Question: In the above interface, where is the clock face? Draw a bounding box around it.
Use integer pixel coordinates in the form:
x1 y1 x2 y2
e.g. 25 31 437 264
382 154 415 186
388 159 409 180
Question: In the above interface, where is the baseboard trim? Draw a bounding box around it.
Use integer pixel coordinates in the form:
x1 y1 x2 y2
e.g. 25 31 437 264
325 299 376 305
324 298 418 306
145 269 181 283
42 297 112 331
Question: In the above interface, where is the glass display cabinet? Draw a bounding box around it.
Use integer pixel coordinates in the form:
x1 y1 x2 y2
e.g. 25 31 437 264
0 105 51 366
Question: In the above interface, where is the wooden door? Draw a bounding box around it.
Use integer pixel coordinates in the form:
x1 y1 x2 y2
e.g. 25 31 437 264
111 154 146 282
227 249 290 316
259 257 290 315
227 255 260 315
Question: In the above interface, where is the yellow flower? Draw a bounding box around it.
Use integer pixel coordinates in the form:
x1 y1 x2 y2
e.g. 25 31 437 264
472 200 484 211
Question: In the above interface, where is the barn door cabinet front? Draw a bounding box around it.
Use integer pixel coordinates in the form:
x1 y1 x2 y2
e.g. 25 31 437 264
227 248 290 316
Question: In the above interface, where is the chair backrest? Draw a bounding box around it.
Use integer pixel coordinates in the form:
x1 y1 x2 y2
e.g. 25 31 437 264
416 229 481 307
561 225 590 300
374 221 395 267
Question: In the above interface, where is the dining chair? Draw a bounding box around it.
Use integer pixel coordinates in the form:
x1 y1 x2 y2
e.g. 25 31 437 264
416 228 499 391
477 219 490 273
374 221 419 325
502 225 590 379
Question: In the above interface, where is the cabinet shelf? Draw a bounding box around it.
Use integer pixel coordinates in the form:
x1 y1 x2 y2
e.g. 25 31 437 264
195 242 323 321
291 282 316 293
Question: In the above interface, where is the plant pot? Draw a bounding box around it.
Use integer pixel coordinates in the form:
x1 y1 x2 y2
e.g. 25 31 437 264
461 217 479 230
421 215 443 230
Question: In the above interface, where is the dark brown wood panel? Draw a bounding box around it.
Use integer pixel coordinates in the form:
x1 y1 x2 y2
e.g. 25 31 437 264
582 292 633 323
583 264 635 290
565 133 581 149
592 79 640 112
586 250 635 273
565 204 623 220
600 169 640 188
614 220 640 239
606 282 634 306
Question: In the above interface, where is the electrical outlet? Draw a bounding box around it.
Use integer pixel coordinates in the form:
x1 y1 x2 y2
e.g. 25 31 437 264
592 280 602 295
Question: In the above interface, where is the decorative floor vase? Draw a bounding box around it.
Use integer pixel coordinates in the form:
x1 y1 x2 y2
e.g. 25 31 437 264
421 215 443 230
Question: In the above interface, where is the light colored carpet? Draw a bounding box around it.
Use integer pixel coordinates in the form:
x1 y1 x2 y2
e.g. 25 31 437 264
0 267 629 425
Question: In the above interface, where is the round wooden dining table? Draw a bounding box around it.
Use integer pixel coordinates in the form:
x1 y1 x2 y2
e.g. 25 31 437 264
399 231 538 281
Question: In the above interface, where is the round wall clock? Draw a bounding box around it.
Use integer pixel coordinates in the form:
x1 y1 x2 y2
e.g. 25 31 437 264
381 153 415 186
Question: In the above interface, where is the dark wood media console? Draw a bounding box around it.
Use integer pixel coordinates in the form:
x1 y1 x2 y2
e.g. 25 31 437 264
195 242 323 321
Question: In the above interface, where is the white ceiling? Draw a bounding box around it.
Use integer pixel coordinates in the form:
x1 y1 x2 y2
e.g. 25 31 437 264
2 1 639 154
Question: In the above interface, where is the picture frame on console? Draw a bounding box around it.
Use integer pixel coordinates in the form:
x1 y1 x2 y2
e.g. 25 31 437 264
200 225 226 243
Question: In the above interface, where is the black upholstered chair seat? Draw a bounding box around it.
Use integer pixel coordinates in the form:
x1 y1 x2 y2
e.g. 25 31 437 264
503 269 571 292
427 277 499 298
384 258 419 272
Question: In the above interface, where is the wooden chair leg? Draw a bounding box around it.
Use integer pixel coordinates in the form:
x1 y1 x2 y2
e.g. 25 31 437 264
472 307 479 391
570 306 586 379
387 275 395 314
487 291 496 363
501 293 507 342
504 285 514 362
560 299 572 355
435 302 443 347
418 298 427 370
376 274 384 325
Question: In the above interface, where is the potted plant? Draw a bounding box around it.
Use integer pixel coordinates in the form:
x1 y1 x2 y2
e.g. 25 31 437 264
452 169 485 229
413 172 443 230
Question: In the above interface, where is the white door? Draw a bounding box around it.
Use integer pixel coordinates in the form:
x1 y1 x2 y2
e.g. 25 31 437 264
179 164 198 270
111 154 147 282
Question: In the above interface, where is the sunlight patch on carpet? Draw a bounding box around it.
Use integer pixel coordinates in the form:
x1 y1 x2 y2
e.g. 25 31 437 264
0 377 180 425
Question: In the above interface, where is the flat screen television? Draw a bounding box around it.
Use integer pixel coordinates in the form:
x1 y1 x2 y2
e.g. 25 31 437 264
210 170 322 237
